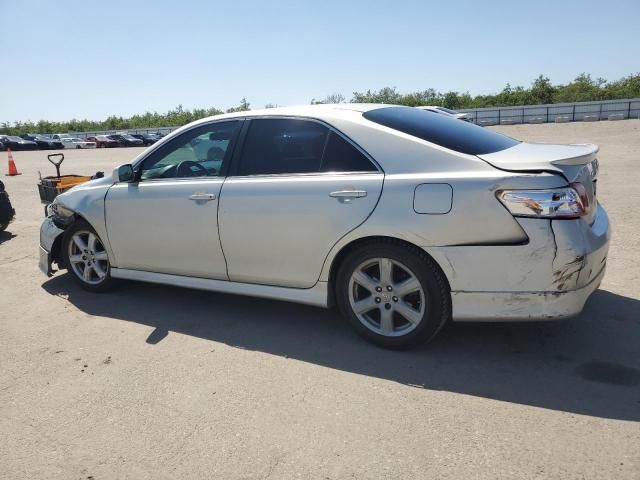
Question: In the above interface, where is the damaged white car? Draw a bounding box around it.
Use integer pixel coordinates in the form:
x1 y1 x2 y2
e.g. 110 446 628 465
39 105 610 348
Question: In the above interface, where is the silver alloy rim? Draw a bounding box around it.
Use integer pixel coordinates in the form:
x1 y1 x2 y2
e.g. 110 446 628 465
67 230 109 285
348 258 426 337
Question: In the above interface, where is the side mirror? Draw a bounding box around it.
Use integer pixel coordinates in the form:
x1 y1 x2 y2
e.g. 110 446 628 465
113 164 134 183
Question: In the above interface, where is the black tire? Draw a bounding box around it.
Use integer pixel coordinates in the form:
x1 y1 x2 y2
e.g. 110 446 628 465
61 219 116 292
0 222 8 232
335 240 451 349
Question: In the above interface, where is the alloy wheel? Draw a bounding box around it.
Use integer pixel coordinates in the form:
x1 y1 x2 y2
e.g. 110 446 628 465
348 257 426 337
67 230 109 285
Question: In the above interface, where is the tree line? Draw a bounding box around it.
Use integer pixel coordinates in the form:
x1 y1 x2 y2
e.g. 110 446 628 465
2 73 638 135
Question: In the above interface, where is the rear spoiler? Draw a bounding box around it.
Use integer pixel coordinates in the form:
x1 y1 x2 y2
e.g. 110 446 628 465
550 143 599 166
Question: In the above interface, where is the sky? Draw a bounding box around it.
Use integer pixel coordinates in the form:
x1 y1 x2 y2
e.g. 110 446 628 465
1 0 639 123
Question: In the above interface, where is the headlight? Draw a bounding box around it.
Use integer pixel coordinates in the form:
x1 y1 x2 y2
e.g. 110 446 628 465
48 201 75 219
496 186 587 219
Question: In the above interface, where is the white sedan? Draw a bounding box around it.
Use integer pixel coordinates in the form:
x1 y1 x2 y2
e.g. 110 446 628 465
38 104 609 348
61 137 97 149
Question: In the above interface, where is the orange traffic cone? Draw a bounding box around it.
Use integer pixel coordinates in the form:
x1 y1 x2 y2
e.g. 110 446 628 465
6 148 21 176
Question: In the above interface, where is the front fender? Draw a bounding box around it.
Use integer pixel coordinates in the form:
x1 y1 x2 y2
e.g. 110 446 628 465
54 176 116 265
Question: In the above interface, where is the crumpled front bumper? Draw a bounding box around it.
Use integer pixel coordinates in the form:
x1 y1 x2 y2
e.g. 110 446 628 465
427 203 611 321
39 217 64 276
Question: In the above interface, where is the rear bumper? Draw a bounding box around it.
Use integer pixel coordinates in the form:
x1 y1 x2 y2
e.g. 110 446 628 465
450 264 606 321
427 203 611 321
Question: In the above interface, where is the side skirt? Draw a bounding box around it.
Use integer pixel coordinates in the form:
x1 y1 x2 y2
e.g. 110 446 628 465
110 268 329 308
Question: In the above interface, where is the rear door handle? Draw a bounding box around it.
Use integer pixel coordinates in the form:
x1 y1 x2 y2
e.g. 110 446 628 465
189 193 216 202
329 190 368 199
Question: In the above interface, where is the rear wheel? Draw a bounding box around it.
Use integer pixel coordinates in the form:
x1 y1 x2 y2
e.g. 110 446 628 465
336 241 450 349
62 220 116 292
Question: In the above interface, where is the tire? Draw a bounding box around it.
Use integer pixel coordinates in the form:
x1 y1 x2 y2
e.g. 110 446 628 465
0 222 7 232
61 219 116 292
335 240 451 349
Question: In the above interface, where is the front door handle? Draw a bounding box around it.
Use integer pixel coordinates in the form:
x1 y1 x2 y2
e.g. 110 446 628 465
329 190 368 199
189 193 216 202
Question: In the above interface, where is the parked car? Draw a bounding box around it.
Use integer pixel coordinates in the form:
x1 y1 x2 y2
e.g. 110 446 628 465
20 134 64 150
416 106 473 122
0 180 16 232
130 133 160 146
86 135 120 148
107 134 143 147
0 135 38 150
61 137 97 149
39 104 610 349
50 134 71 140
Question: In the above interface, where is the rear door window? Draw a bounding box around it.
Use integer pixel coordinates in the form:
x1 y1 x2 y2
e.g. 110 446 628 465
237 119 328 176
363 106 519 155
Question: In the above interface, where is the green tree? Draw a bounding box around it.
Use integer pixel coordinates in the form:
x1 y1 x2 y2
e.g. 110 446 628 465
311 93 345 104
530 75 555 104
226 98 251 113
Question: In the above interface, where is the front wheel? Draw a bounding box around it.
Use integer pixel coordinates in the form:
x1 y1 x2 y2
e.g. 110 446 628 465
62 220 116 292
336 241 451 349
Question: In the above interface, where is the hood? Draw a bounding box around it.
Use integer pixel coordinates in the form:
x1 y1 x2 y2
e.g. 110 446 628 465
478 142 600 224
56 174 114 210
58 174 114 199
77 175 114 188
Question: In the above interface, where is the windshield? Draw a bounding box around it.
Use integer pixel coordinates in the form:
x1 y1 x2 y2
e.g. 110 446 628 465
363 106 519 155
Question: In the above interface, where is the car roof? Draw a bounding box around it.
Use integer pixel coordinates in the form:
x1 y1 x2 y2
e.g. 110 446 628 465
148 104 396 146
191 103 387 123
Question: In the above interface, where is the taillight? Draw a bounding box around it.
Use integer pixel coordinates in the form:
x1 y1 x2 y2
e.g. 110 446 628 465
570 182 590 209
496 186 587 219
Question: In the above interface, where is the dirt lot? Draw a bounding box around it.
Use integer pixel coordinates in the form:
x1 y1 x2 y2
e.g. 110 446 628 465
1 121 639 479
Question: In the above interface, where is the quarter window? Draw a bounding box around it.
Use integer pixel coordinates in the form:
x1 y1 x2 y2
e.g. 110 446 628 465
237 119 328 176
140 121 240 180
321 132 376 172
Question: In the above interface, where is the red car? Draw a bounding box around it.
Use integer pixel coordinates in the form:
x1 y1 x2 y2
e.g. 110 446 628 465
85 135 120 148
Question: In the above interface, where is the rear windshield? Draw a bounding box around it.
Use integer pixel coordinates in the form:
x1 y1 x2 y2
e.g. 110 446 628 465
363 106 518 155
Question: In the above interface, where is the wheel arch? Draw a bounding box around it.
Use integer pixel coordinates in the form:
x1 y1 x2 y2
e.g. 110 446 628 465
51 212 106 269
326 235 451 308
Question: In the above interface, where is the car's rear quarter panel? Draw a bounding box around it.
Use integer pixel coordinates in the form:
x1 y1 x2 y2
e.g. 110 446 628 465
319 114 569 284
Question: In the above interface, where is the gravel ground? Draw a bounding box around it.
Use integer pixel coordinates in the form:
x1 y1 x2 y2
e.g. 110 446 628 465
0 120 639 479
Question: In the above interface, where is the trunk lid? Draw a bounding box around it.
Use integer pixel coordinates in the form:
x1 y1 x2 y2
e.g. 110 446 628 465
478 142 600 224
